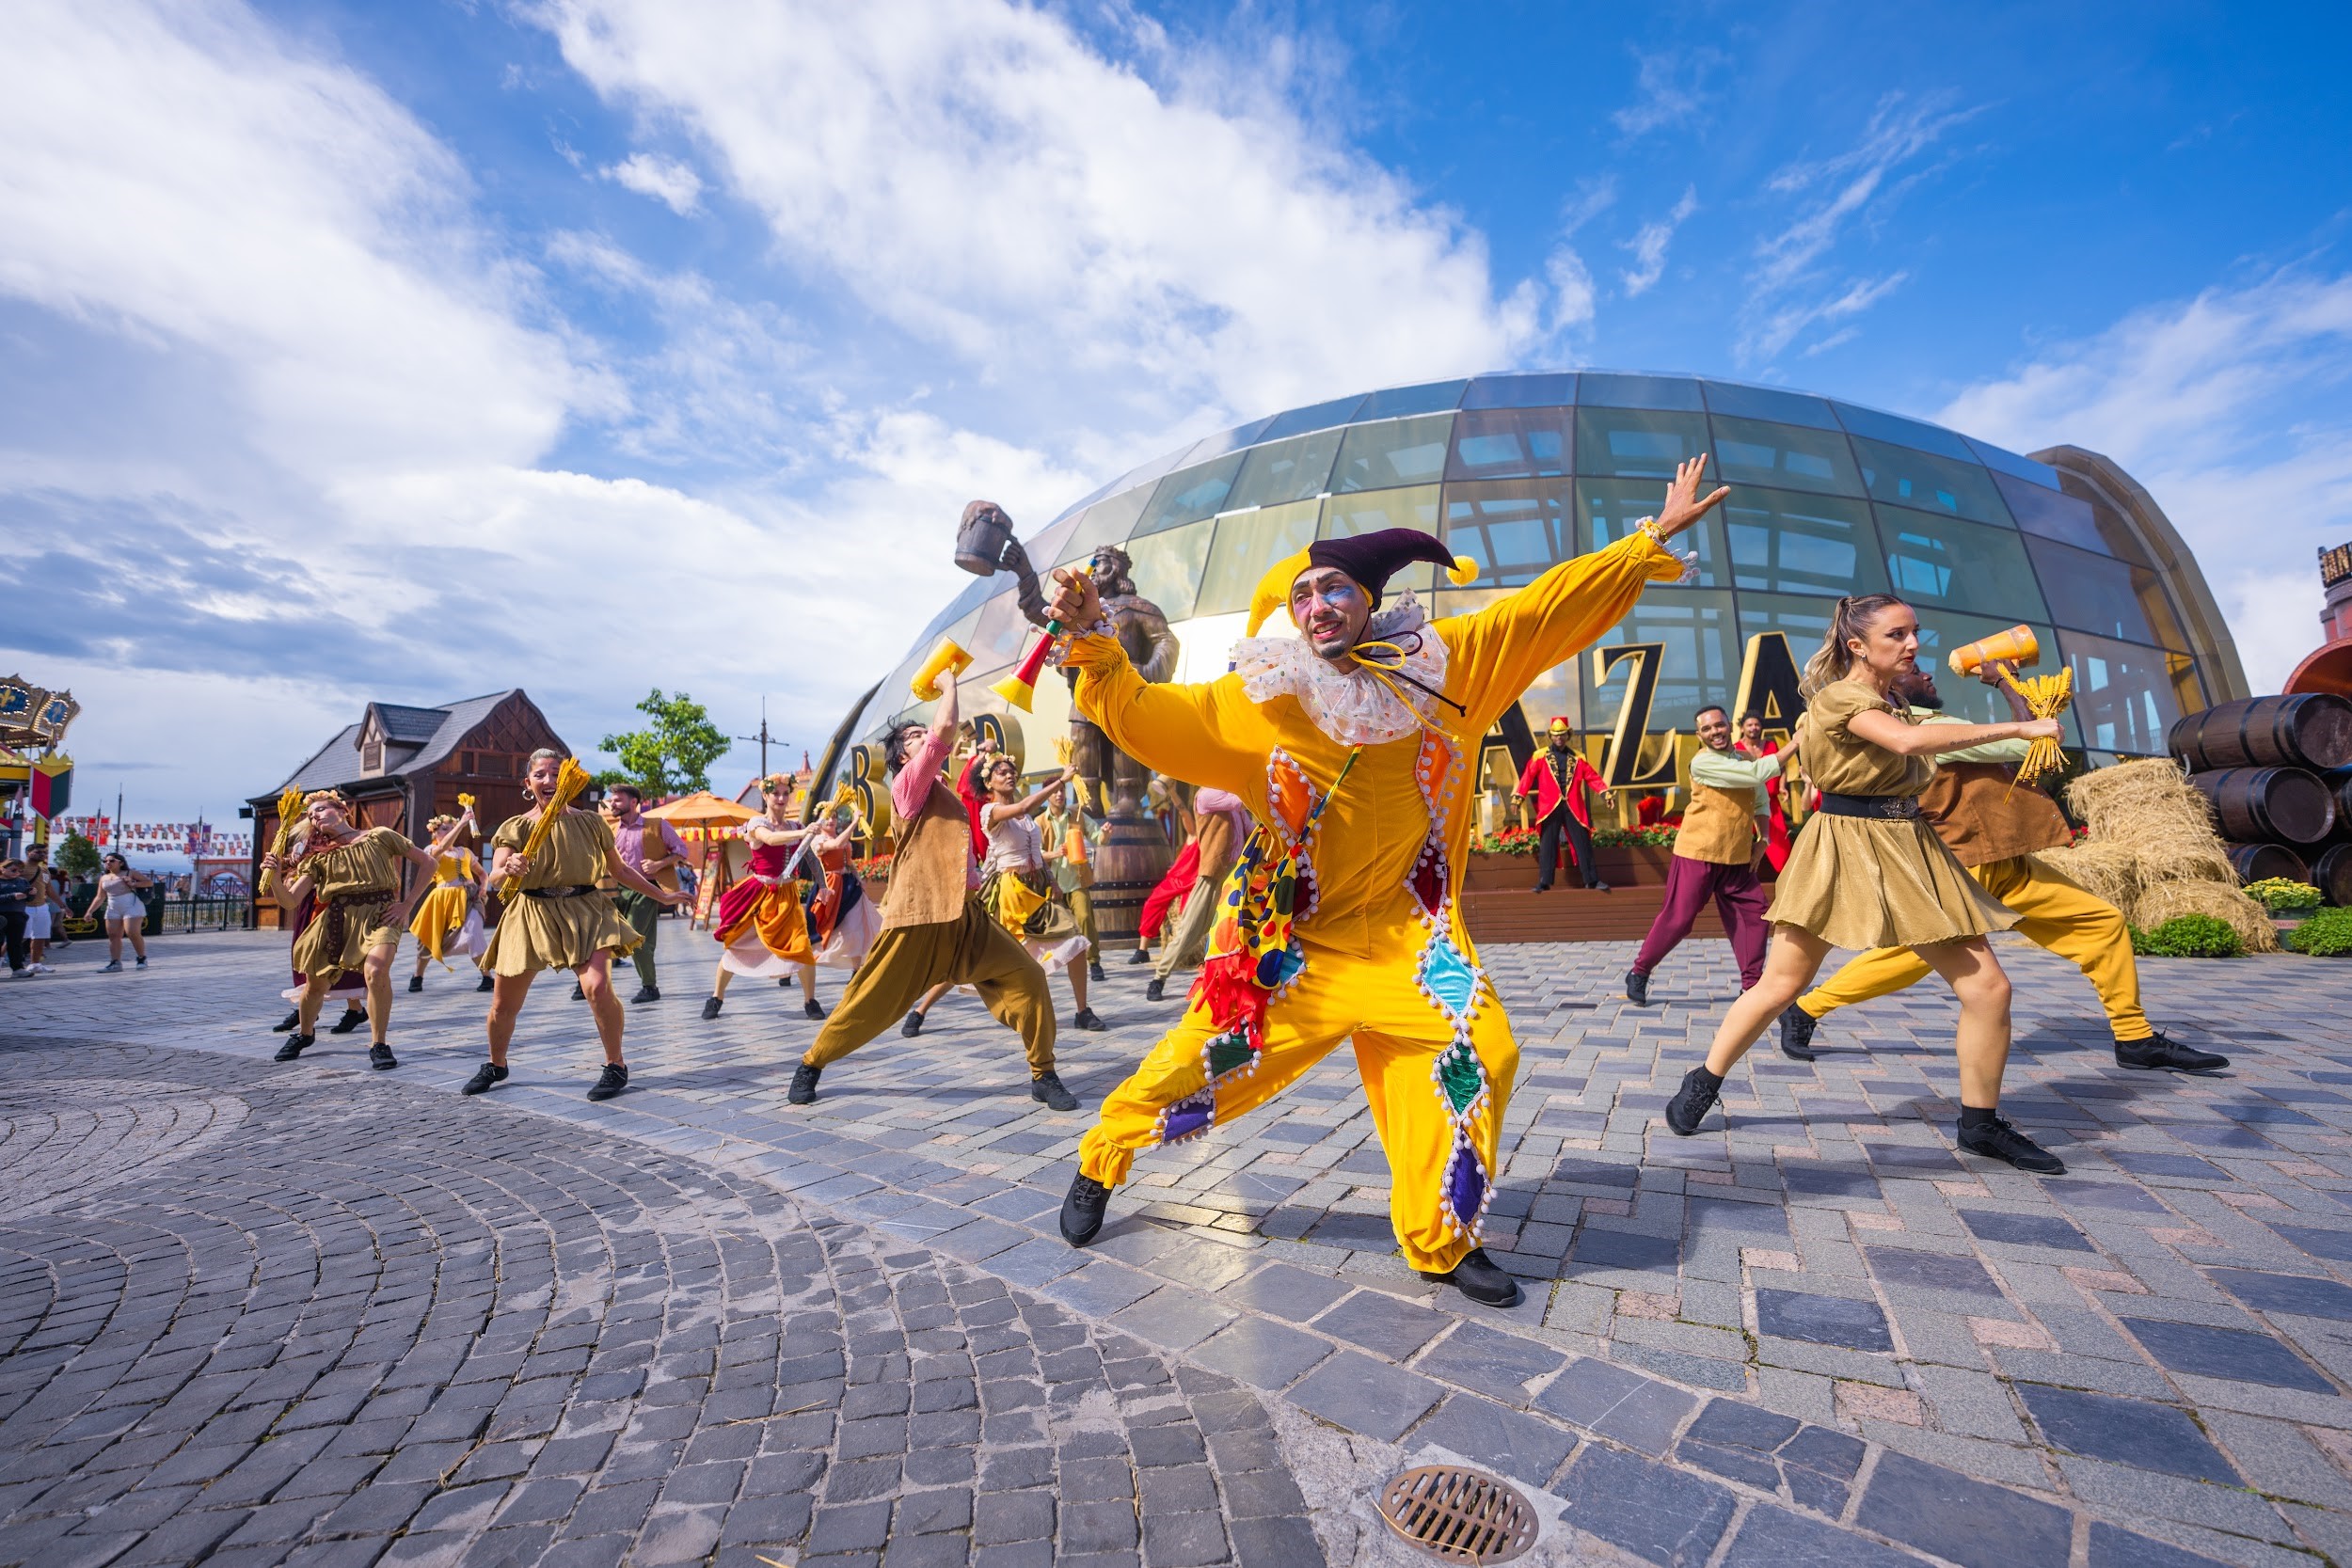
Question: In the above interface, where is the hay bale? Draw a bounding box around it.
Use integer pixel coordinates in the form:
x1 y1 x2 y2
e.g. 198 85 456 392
2035 844 2144 917
2134 879 2281 954
2064 758 2234 882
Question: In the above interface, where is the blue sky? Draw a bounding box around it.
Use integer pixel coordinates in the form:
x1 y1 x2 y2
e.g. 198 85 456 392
4 0 2349 827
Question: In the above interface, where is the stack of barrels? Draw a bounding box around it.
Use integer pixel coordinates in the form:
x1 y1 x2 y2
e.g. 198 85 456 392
2168 694 2352 906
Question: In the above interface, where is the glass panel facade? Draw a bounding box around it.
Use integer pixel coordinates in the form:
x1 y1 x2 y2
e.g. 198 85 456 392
1121 517 1215 623
1225 430 1344 512
1909 609 2084 748
1576 406 1711 479
1878 505 2048 617
1443 479 1575 589
1723 488 1887 597
1324 486 1442 593
1852 436 2014 527
1460 372 1577 409
1195 500 1319 618
2024 534 2185 647
1134 453 1245 537
2060 477 2157 566
1586 591 1740 734
1050 485 1152 567
1445 407 1572 481
1357 380 1468 419
1256 393 1367 441
1994 471 2106 554
1332 415 1454 493
2058 629 2194 756
1581 479 1728 587
1833 401 1978 461
1965 438 2062 489
1700 380 1840 430
1578 372 1705 410
1707 414 1866 498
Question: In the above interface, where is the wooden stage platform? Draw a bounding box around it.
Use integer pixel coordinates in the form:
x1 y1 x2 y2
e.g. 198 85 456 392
1461 846 1747 944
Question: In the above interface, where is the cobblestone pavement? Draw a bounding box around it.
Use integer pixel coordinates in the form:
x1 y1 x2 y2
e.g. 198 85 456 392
8 926 2352 1566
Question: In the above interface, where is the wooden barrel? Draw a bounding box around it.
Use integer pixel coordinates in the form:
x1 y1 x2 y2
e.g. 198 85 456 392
1087 814 1175 949
2225 842 2309 885
2330 768 2352 840
2187 767 2339 847
2314 844 2352 907
2169 694 2352 772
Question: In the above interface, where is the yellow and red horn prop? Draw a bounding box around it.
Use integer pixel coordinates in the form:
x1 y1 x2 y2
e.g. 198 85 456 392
991 620 1064 713
1947 625 2039 677
909 635 973 701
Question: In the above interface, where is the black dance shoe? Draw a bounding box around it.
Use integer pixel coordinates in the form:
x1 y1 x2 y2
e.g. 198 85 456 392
1144 979 1166 1002
460 1061 508 1096
701 995 723 1020
787 1063 820 1104
475 974 495 992
1030 1071 1079 1111
369 1042 398 1070
586 1063 628 1101
1073 1008 1107 1031
628 986 660 1005
406 974 422 993
1664 1066 1723 1135
329 1008 367 1035
569 981 585 1000
1089 960 1105 983
1957 1112 2065 1175
272 1008 300 1033
273 1033 312 1063
1779 1004 1819 1062
1624 969 1650 1006
1060 1170 1110 1246
803 998 826 1020
900 1010 925 1037
1127 946 1152 965
2115 1032 2229 1073
1418 1247 1522 1308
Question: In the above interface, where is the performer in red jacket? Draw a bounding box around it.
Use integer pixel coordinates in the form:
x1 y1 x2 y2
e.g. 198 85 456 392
1512 717 1611 892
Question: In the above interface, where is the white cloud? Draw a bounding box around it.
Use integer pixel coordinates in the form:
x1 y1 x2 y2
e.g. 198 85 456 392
1611 49 1721 140
1938 271 2352 694
1739 93 1976 364
531 0 1559 426
1619 184 1697 297
603 150 704 214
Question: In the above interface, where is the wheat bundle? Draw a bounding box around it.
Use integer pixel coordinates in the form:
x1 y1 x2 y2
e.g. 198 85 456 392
2134 878 2280 953
2064 758 2233 879
2035 843 2144 914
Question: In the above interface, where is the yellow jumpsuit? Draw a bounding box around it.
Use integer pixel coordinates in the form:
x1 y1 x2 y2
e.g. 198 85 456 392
1068 530 1685 1273
407 849 481 965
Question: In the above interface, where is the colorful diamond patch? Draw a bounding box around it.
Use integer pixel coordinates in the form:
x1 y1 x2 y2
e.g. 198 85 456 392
1418 933 1478 1016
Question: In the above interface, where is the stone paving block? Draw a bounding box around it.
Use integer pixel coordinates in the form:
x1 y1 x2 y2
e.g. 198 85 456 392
1756 1288 1895 1352
1186 1319 1331 1391
1853 1449 2072 1568
1551 1443 1736 1567
1534 1357 1694 1455
1411 1393 1574 1486
2122 1317 2337 1394
1285 1352 1441 1443
2018 1384 2242 1485
1720 1504 1932 1567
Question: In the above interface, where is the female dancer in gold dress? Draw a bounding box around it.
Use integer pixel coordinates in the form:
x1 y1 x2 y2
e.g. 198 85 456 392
407 812 486 991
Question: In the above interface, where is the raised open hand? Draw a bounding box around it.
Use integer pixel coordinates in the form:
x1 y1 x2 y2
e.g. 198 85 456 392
1652 454 1731 541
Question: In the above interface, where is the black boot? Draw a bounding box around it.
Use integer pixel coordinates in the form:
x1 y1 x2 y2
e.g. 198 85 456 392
272 1008 300 1033
1127 946 1152 965
901 1010 925 1037
369 1042 398 1070
1779 1004 1819 1062
779 974 793 988
803 998 826 1020
476 974 495 992
1418 1247 1521 1308
1144 978 1166 1002
701 995 723 1020
1072 1007 1106 1031
1957 1110 2065 1174
460 1061 508 1096
587 1062 628 1101
406 974 423 993
1060 1170 1110 1246
2115 1032 2229 1073
1664 1065 1724 1135
788 1062 820 1104
628 986 660 1004
1624 969 1650 1006
273 1033 313 1063
329 1007 367 1035
1031 1071 1079 1111
569 981 585 1000
1089 960 1105 983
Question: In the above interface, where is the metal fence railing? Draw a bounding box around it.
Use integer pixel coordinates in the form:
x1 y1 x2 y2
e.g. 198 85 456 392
157 896 252 934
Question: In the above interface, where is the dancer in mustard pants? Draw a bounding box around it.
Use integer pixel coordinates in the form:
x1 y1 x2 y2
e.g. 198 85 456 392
1050 457 1727 1308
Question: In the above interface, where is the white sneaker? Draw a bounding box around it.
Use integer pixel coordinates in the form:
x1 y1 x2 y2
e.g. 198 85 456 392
27 963 51 974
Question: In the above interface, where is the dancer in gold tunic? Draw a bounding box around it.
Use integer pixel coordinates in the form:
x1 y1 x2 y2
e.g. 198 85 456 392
406 812 486 991
466 749 686 1102
1052 458 1726 1308
261 791 447 1070
1662 596 2072 1173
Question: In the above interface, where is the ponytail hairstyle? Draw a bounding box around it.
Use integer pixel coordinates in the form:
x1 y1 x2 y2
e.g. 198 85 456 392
1799 594 1909 702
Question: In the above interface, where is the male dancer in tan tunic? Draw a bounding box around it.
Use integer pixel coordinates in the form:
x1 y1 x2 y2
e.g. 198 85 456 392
789 666 1075 1110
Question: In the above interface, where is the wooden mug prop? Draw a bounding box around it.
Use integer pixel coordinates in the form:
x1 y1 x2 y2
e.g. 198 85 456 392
1947 625 2039 677
910 636 973 701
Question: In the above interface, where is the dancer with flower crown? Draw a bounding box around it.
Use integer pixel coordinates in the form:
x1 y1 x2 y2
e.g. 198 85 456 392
702 773 825 1021
1048 458 1728 1307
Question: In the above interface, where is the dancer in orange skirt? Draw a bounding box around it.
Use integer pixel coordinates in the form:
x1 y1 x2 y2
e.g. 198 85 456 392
702 775 823 1020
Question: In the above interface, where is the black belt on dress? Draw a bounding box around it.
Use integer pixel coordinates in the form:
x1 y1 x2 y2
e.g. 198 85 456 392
1816 792 1921 820
519 884 597 900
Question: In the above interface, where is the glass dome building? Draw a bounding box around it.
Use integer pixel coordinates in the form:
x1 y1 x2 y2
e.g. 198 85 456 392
841 371 2245 812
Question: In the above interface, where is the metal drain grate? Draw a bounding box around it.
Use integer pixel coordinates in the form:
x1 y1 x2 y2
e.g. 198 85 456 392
1375 1465 1537 1564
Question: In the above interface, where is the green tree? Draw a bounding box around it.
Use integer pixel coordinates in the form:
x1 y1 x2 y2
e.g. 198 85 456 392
599 689 731 799
56 830 101 879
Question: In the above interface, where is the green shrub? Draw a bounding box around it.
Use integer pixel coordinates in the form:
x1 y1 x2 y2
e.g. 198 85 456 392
2284 907 2352 957
2130 914 2247 958
2243 877 2324 913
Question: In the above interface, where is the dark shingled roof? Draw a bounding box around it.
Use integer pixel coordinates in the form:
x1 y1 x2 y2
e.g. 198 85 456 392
369 703 449 745
254 691 527 801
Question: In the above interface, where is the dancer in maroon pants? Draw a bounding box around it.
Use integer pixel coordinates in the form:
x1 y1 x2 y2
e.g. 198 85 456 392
1625 705 1795 1004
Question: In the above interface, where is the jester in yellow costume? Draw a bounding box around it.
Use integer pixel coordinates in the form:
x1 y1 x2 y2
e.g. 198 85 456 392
1049 457 1726 1307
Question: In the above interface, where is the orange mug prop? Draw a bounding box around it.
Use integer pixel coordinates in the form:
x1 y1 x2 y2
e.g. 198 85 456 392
910 636 973 701
1947 625 2039 677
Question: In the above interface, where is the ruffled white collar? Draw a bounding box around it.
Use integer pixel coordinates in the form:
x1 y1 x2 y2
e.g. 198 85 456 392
1228 593 1451 747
